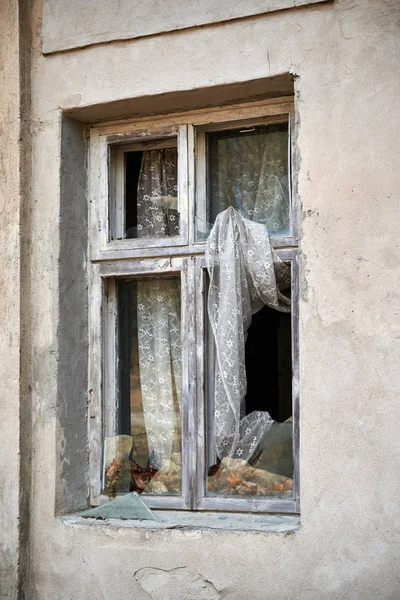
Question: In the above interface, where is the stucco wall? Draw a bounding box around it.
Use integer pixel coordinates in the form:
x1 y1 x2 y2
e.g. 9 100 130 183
41 0 330 54
10 0 400 598
0 3 23 598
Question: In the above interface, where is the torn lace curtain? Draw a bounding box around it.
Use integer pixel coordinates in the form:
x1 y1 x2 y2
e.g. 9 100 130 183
205 207 291 463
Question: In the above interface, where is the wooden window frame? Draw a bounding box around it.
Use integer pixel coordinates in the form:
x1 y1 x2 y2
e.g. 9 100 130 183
88 96 299 514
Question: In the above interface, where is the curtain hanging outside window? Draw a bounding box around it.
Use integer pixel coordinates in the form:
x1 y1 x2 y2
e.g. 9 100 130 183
205 207 291 463
206 124 290 236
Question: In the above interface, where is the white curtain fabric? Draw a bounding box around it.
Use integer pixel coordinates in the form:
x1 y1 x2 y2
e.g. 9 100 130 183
206 125 290 236
137 278 181 469
205 207 291 462
136 148 179 238
137 148 182 470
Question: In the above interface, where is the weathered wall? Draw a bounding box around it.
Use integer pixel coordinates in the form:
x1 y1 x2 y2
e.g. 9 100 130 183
41 0 330 54
18 0 400 598
0 2 22 598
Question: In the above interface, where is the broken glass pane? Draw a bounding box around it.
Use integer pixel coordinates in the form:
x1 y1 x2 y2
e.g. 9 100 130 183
205 256 294 498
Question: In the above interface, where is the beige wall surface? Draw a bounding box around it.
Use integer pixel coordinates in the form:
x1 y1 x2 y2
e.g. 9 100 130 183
42 0 330 54
13 0 400 598
0 2 22 599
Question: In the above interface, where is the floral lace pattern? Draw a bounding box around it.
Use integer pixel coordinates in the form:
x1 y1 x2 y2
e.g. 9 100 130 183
137 278 182 471
136 148 182 474
199 124 289 239
136 148 179 238
206 207 291 462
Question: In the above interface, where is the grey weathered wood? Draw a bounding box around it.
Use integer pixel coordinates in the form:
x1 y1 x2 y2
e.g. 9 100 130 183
91 237 298 263
187 124 196 245
290 110 300 245
94 125 189 256
195 113 290 134
88 263 104 503
94 98 294 133
99 257 184 278
199 496 297 514
292 251 300 513
194 258 206 509
181 258 197 509
103 279 118 438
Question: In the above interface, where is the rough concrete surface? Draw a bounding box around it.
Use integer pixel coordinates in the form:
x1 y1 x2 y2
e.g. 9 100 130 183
1 0 400 598
135 566 221 600
0 2 22 598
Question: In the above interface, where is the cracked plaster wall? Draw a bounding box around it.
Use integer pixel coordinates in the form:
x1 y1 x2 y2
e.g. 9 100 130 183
6 0 400 598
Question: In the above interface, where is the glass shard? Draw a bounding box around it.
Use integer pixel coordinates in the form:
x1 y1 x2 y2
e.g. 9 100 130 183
81 492 156 521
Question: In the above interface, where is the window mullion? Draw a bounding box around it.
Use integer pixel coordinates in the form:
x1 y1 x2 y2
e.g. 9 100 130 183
181 256 197 508
112 146 125 241
187 124 195 245
194 257 206 509
177 124 189 245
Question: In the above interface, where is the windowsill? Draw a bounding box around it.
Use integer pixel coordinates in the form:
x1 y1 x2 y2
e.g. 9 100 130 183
61 510 300 534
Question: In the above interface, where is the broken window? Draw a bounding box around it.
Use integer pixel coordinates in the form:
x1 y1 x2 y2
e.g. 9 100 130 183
89 99 299 514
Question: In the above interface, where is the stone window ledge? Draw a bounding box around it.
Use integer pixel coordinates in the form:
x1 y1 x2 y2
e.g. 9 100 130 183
61 511 300 534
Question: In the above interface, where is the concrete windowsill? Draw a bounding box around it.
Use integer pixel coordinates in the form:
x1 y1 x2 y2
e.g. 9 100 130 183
61 510 300 534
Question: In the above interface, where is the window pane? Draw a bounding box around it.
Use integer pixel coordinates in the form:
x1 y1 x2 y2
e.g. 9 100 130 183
206 277 294 499
196 122 289 241
103 276 182 497
125 142 179 239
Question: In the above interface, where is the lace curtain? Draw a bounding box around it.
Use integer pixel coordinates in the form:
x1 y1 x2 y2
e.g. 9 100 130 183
207 124 290 236
136 148 179 238
205 207 291 462
137 148 182 470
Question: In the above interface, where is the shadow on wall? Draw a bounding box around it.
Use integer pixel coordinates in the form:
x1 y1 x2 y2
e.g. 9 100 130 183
56 116 89 514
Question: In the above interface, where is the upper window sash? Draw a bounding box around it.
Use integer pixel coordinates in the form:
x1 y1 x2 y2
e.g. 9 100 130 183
195 113 296 247
89 124 189 259
89 98 296 261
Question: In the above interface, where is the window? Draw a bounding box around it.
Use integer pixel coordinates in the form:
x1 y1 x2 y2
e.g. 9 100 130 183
89 97 299 514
